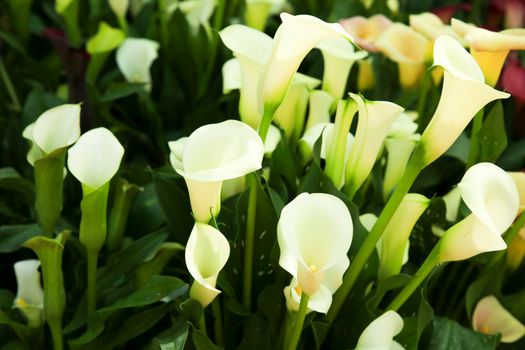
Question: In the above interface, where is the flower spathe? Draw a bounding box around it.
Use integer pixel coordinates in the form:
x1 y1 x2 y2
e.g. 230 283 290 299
116 38 159 92
108 0 129 20
13 259 44 327
419 35 510 166
86 22 125 55
440 163 519 262
409 12 463 43
473 295 525 343
185 223 230 307
339 14 393 53
169 120 264 223
355 311 405 350
283 277 333 314
305 90 333 130
67 127 125 192
277 192 353 298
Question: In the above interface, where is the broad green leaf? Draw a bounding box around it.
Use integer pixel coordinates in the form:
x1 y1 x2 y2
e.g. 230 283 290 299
466 258 506 318
0 224 40 253
100 83 147 102
192 328 222 350
0 167 34 202
152 318 190 350
476 101 507 163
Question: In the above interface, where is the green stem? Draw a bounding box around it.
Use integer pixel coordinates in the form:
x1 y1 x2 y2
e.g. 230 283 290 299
62 0 82 48
466 110 484 167
211 299 224 346
327 149 424 323
86 250 98 328
387 242 441 311
243 174 258 310
258 106 275 143
198 312 207 335
279 311 294 349
49 321 63 350
213 0 226 30
486 210 525 269
0 57 21 112
286 294 310 350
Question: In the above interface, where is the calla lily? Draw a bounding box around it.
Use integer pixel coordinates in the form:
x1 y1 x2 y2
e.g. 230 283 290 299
344 93 404 198
176 0 215 34
220 24 273 129
13 260 44 328
375 23 430 88
378 194 429 281
452 18 525 86
116 38 160 92
260 13 353 118
185 223 230 307
439 163 519 262
108 0 129 20
317 36 367 101
244 0 285 31
86 22 125 55
339 15 393 53
169 120 264 223
473 295 525 343
305 90 334 130
409 12 464 43
68 128 124 193
277 193 353 299
22 104 81 163
507 225 525 270
357 57 375 91
300 123 354 166
355 311 405 350
222 58 241 94
283 277 333 313
419 35 510 166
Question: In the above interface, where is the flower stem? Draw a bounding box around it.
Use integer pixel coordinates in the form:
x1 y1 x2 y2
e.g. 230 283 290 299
198 312 207 335
49 320 63 350
286 294 310 350
213 0 226 30
86 250 98 328
0 57 21 112
327 149 424 323
243 173 258 310
258 106 276 143
211 299 224 346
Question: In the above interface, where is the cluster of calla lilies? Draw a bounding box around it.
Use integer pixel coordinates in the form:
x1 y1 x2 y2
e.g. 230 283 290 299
10 6 525 350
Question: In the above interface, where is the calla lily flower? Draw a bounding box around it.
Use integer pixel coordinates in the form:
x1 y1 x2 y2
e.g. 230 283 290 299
220 24 273 129
409 12 464 43
378 194 429 281
375 23 430 88
277 193 353 299
344 93 404 198
68 127 124 193
452 18 525 86
357 57 375 91
419 35 510 166
440 163 519 262
355 311 405 350
244 0 285 31
116 38 160 92
473 295 525 343
305 90 334 130
22 104 81 164
176 0 215 34
13 260 44 328
108 0 129 20
317 36 367 101
300 123 354 166
339 15 393 53
169 120 264 223
86 22 125 54
185 223 230 307
222 58 241 94
260 13 353 116
283 277 333 314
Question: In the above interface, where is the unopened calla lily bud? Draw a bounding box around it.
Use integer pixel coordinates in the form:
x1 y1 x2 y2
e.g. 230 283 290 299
344 93 404 198
473 295 525 343
185 223 230 307
116 38 159 92
277 193 353 305
169 120 264 223
419 35 510 167
355 311 405 350
440 163 519 262
13 260 44 328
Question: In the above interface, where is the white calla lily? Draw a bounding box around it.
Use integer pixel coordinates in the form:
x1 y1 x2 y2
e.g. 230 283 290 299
67 127 124 192
473 295 525 343
419 35 510 166
355 311 405 350
13 260 44 328
260 13 353 116
283 278 333 314
306 90 333 130
344 93 404 198
169 120 264 223
440 163 519 262
116 38 159 92
222 58 241 94
186 223 230 307
317 36 367 101
409 12 463 43
177 0 215 33
277 193 353 299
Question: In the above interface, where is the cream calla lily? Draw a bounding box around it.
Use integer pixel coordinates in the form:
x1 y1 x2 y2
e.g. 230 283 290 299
305 90 334 130
67 127 125 192
277 193 353 299
22 104 81 162
13 260 44 327
339 15 393 53
116 38 160 92
344 93 404 198
222 58 241 94
186 223 230 307
317 36 367 101
419 35 510 166
473 295 525 343
283 278 333 314
177 0 215 33
169 120 264 223
355 311 405 350
375 23 430 88
220 24 273 128
260 13 353 115
409 12 463 43
440 163 519 262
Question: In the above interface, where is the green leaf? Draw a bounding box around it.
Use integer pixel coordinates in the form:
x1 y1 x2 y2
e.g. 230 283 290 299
100 83 146 102
0 167 34 202
445 133 470 164
192 328 222 350
152 318 190 350
0 224 40 253
476 101 507 163
465 258 506 318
